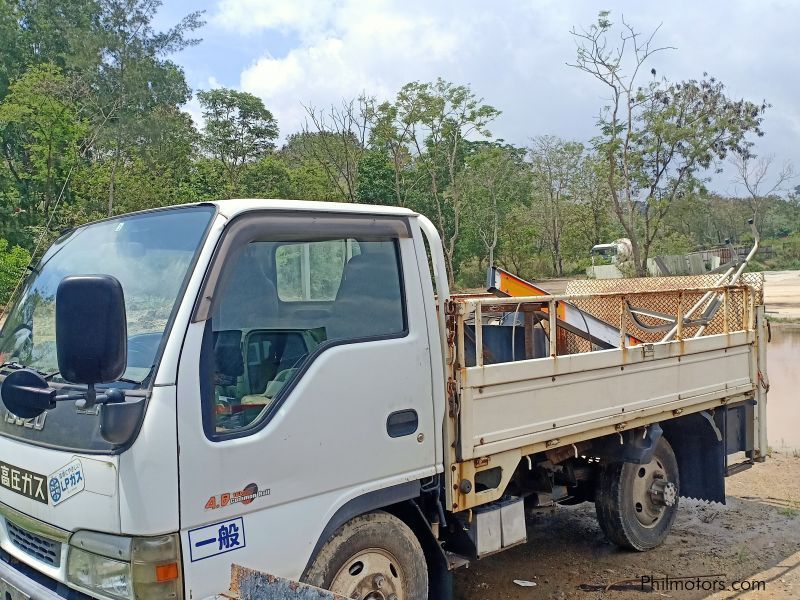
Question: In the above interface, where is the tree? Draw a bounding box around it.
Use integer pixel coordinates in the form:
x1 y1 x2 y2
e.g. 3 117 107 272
0 64 88 246
300 96 374 202
198 88 279 195
11 0 102 83
570 12 767 274
528 136 586 276
730 152 795 234
460 144 528 268
93 0 204 215
497 204 544 280
370 99 424 208
392 79 500 285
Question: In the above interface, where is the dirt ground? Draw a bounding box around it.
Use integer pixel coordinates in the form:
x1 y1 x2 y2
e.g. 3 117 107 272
762 270 800 320
453 452 800 600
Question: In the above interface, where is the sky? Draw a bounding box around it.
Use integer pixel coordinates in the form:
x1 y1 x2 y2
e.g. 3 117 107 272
154 0 799 196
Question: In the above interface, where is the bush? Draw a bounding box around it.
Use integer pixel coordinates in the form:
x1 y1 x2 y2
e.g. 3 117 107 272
0 239 31 308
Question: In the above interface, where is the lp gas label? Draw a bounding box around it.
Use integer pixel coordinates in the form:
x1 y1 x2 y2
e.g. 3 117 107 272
48 459 85 506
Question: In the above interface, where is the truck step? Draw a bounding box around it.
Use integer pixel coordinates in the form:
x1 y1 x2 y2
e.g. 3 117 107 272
726 460 754 477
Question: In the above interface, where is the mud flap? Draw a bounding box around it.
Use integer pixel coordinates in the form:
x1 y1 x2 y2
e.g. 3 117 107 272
661 413 726 504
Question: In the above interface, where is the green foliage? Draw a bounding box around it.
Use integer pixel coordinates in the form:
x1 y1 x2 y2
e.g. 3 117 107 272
0 239 31 307
356 149 396 204
650 231 695 256
0 63 87 246
198 88 279 194
242 156 292 199
458 144 529 268
378 78 502 284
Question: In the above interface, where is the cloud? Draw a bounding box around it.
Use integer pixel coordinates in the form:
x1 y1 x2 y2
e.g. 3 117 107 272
211 0 800 189
215 0 336 36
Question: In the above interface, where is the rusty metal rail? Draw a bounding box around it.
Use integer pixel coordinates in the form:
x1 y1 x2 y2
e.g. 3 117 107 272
225 565 344 599
447 284 757 366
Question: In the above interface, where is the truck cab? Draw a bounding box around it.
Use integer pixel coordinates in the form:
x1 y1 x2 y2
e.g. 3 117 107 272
0 200 447 599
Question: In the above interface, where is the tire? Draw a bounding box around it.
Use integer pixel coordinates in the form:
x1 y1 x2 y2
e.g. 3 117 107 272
595 437 680 551
304 511 429 600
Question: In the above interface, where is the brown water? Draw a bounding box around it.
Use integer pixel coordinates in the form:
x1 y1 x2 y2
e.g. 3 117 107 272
768 325 800 452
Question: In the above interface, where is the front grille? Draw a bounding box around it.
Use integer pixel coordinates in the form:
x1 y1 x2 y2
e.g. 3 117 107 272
6 520 61 567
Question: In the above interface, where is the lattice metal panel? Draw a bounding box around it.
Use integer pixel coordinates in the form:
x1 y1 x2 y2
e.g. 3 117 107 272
565 273 764 303
562 273 763 349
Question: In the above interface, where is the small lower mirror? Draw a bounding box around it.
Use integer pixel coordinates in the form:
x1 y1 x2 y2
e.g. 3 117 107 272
0 369 56 419
100 397 146 445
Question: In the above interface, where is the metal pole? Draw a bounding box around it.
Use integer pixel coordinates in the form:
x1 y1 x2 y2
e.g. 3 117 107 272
474 303 483 367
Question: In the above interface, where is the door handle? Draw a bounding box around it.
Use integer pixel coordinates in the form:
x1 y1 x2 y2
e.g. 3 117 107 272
386 409 418 438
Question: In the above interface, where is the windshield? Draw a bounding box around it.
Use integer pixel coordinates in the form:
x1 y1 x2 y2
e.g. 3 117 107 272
0 206 214 384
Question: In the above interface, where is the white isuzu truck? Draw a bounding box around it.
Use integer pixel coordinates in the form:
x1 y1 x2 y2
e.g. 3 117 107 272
0 200 768 600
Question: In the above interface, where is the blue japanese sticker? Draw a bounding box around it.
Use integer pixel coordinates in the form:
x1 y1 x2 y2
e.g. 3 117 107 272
48 459 85 506
188 517 246 562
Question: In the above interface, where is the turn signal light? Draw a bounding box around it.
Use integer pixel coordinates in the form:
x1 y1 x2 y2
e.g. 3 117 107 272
155 562 179 582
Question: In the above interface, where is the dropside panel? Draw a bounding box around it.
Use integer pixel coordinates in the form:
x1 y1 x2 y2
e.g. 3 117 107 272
459 331 755 460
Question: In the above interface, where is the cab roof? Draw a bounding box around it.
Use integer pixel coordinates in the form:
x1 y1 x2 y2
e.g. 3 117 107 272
209 198 418 220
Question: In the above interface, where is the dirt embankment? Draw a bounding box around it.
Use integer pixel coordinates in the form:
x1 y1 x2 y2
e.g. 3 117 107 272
454 453 800 600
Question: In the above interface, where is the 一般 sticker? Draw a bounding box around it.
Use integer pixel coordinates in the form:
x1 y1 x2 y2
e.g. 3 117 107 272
188 517 246 562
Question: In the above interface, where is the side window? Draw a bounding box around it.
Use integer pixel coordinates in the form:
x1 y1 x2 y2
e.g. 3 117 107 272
275 239 361 301
206 237 406 437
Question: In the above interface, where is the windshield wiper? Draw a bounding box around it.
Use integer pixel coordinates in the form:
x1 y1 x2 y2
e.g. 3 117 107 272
1 362 49 377
43 369 142 387
2 364 141 388
1 362 26 371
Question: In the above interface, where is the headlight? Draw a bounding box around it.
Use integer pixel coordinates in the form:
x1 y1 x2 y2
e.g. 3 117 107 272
67 531 182 600
67 547 132 599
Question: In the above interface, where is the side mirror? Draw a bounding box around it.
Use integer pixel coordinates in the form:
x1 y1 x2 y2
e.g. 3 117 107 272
56 275 127 384
0 275 140 443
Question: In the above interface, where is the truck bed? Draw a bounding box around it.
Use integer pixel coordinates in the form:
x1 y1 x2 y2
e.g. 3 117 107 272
443 280 768 511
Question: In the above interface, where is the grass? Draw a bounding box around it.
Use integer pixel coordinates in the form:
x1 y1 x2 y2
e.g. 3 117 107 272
736 545 751 563
777 497 800 519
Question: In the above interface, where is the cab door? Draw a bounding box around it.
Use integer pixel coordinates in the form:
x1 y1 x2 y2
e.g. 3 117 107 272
175 212 437 598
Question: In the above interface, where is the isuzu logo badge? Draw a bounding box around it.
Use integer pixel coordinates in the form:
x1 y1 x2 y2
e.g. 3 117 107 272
4 410 46 430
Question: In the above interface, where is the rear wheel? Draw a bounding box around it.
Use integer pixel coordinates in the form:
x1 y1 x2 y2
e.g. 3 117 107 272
595 437 680 550
304 511 428 600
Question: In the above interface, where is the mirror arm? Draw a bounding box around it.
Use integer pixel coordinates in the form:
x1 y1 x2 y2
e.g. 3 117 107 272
2 368 126 421
69 385 125 410
41 385 126 410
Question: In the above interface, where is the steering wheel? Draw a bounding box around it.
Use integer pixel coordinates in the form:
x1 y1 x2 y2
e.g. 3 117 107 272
8 324 33 362
126 333 162 369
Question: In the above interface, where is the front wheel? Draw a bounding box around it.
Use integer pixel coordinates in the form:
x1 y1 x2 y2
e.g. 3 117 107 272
595 436 680 551
304 511 428 600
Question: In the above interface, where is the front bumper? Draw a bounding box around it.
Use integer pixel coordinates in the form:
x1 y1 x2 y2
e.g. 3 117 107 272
0 550 91 599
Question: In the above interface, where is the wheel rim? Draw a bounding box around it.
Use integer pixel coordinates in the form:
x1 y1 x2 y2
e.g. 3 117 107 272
631 456 677 528
329 548 405 600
